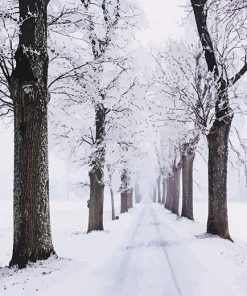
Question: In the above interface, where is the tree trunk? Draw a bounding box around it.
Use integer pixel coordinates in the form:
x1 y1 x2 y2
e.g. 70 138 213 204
165 163 181 215
87 168 104 232
127 189 131 209
165 176 172 210
157 175 161 203
120 167 131 213
153 188 156 203
9 0 55 268
128 188 133 209
87 104 106 233
181 153 195 220
190 0 236 241
162 177 166 205
206 119 232 240
121 190 128 213
110 187 116 221
171 165 181 216
134 182 141 203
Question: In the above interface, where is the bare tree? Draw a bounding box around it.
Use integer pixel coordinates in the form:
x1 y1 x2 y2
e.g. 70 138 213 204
9 0 56 268
181 134 199 220
191 0 247 239
106 164 116 220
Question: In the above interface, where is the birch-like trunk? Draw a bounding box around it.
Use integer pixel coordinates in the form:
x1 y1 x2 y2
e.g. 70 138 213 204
110 187 116 220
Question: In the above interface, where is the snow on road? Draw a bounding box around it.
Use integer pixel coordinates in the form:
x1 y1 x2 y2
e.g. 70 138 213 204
1 201 247 295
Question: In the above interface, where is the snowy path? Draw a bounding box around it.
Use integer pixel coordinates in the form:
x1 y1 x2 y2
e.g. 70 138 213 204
103 204 182 296
101 203 242 296
1 201 247 296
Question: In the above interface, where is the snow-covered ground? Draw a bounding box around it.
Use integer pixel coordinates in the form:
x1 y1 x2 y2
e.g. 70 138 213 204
1 200 247 295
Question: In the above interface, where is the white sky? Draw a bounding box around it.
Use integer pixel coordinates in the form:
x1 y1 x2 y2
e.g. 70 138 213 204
137 0 186 44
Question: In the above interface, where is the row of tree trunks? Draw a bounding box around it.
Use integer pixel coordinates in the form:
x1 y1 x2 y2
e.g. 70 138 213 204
180 133 199 221
163 155 195 219
164 162 182 215
10 0 55 268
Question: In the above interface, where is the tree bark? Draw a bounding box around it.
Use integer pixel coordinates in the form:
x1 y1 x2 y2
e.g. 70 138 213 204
165 162 181 215
206 119 232 240
181 153 195 220
162 177 166 205
110 187 116 220
121 190 128 213
191 0 235 240
10 0 55 268
120 168 128 213
87 104 106 233
157 175 161 203
165 176 172 210
120 167 132 213
171 165 181 216
153 188 156 203
128 188 133 209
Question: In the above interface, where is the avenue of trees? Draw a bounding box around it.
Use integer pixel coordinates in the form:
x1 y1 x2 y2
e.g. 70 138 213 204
0 0 247 268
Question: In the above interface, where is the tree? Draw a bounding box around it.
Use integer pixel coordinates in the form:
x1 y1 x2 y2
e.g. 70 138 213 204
165 158 182 215
120 165 130 213
151 42 203 216
157 175 161 203
162 177 166 204
106 164 116 220
134 181 141 203
118 143 136 213
79 0 142 232
9 0 56 268
191 0 247 239
181 133 199 220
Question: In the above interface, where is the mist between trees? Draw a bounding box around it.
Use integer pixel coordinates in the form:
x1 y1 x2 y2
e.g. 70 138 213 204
0 0 247 268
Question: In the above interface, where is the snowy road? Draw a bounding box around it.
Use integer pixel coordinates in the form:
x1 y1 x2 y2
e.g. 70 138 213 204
100 203 245 296
1 201 247 296
104 204 183 296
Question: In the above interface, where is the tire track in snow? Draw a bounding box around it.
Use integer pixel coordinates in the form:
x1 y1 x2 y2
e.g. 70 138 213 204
107 205 148 295
104 203 182 296
150 205 183 296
